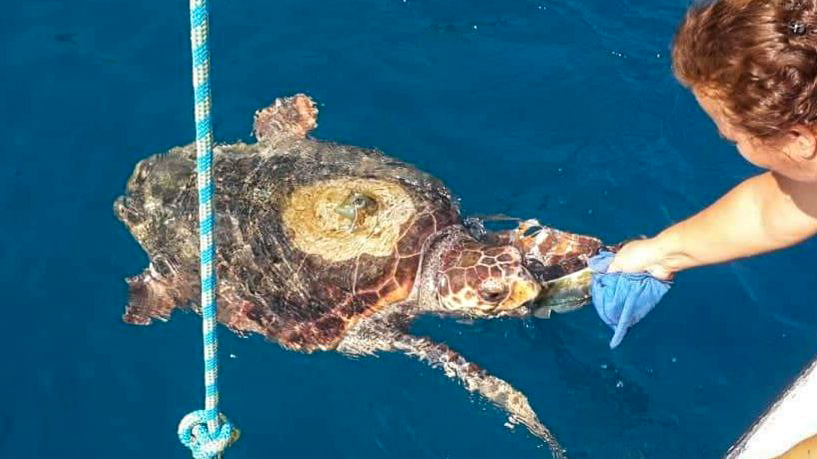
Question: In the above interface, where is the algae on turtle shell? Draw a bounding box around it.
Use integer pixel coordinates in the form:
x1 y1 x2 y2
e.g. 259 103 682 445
114 94 610 458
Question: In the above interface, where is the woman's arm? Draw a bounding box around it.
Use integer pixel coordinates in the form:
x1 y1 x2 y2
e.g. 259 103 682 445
778 432 817 458
609 171 817 279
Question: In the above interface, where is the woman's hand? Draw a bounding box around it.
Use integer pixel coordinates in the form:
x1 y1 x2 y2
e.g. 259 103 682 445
607 237 677 281
589 242 675 348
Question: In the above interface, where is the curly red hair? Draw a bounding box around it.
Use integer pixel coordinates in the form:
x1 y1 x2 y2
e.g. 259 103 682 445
672 0 817 138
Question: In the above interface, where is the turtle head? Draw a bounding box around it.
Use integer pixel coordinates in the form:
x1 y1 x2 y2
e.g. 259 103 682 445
434 242 540 317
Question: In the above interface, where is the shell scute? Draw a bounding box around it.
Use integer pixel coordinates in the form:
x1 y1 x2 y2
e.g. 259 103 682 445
432 207 459 232
396 213 434 256
354 253 396 291
316 315 345 336
377 279 402 298
340 296 375 318
394 254 421 289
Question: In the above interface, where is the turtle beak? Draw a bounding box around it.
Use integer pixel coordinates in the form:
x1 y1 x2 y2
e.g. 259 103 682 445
508 279 542 311
493 271 541 314
506 219 620 318
528 243 624 318
531 267 593 318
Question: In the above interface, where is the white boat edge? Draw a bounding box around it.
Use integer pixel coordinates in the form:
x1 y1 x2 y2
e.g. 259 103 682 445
726 354 817 459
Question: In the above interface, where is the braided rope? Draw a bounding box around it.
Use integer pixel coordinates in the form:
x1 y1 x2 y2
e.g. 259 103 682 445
178 0 237 457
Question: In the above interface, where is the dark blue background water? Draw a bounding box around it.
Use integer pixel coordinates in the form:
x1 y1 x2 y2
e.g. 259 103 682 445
3 0 817 457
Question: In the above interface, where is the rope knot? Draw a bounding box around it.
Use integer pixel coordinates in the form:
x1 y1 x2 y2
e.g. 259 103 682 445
178 410 239 459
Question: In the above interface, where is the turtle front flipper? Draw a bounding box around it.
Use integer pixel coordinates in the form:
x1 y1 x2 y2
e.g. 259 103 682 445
393 334 567 459
252 93 318 146
123 265 195 325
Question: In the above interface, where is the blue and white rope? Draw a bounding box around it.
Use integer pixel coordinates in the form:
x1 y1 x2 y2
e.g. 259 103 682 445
178 0 237 457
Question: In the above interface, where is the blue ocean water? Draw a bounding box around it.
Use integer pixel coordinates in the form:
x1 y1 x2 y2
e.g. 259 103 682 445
3 0 817 457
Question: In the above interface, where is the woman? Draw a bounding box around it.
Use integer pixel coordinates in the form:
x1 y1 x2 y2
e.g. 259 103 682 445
609 1 817 456
611 0 817 280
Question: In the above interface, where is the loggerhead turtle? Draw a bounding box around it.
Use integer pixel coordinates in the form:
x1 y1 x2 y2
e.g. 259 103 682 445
114 94 609 458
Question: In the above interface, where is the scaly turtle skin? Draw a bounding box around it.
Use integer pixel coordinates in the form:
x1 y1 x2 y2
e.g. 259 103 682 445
114 94 609 458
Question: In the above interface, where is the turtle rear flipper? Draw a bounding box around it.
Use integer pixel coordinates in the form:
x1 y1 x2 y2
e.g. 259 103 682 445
252 93 318 145
393 334 567 459
124 267 195 325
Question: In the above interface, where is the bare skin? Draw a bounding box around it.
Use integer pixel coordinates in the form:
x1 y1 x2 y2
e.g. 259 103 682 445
608 88 817 279
779 434 817 458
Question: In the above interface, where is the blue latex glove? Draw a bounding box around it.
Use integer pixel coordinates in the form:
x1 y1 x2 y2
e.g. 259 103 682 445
588 251 672 349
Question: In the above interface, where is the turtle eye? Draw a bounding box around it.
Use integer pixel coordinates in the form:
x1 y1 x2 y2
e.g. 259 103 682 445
478 280 508 303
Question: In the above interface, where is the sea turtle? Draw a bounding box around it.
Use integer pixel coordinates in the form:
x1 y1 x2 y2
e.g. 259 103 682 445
114 94 609 458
